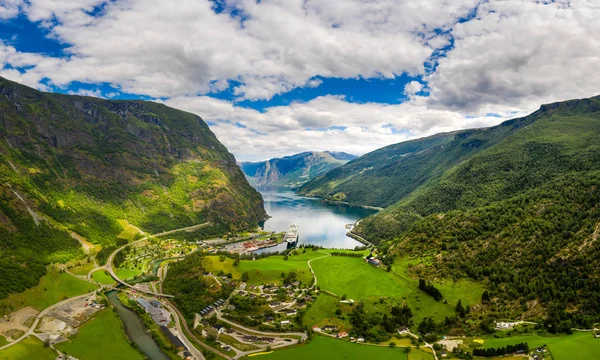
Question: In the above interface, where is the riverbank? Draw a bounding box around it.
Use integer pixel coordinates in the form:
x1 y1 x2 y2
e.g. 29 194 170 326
321 199 383 211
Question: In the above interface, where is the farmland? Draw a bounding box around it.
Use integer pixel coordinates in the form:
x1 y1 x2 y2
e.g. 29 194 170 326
0 336 56 360
262 335 412 360
0 268 98 314
56 308 144 360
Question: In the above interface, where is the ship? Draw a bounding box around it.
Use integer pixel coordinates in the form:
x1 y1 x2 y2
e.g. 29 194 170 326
283 224 299 244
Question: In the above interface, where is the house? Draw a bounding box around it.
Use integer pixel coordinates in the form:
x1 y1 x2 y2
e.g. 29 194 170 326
350 337 356 342
367 258 381 266
281 309 297 316
441 350 447 357
265 316 275 323
269 301 281 308
322 325 338 332
357 338 365 343
212 324 225 334
280 320 291 325
226 328 235 334
312 326 320 331
337 332 348 338
397 327 409 334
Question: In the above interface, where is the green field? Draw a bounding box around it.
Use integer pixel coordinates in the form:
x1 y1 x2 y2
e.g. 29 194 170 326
69 262 97 276
262 335 410 359
0 336 56 360
91 269 116 285
408 348 435 360
475 332 600 360
203 250 326 285
0 336 8 347
56 309 144 360
116 268 144 280
0 269 98 312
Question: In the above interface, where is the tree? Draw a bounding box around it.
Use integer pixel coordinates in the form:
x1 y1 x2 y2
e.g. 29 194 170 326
266 345 272 352
456 299 465 317
335 308 342 316
241 272 249 282
341 294 347 300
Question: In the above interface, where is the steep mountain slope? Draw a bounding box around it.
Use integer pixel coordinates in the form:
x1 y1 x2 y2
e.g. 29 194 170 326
240 151 356 188
354 96 600 328
0 77 265 299
298 110 548 207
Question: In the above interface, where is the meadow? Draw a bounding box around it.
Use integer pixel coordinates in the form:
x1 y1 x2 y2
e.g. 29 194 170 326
56 308 144 360
309 256 484 324
69 262 96 276
91 269 116 285
473 332 600 360
203 250 326 285
0 268 98 313
0 336 56 360
261 335 412 360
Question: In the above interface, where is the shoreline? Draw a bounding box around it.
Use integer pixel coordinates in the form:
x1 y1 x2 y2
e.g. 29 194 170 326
321 199 383 211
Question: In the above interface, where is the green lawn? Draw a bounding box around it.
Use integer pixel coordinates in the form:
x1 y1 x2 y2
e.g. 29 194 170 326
56 308 144 360
476 332 600 360
408 348 435 360
69 262 96 276
91 269 116 285
0 336 56 360
262 335 409 360
0 269 98 312
115 268 144 280
203 250 325 285
308 255 483 324
303 293 353 331
0 336 9 347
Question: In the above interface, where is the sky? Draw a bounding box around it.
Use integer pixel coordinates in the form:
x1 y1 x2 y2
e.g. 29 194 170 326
0 0 599 161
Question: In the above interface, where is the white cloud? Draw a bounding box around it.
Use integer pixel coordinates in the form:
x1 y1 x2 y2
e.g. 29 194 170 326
0 0 21 19
163 94 518 161
427 0 600 112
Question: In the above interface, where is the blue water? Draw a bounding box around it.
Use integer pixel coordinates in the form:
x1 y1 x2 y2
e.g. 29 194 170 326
255 189 376 254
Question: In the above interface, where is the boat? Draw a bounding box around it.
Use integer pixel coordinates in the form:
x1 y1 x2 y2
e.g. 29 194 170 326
283 224 299 244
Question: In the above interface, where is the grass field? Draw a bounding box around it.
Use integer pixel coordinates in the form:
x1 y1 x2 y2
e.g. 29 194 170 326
56 309 144 360
91 269 116 285
308 255 483 324
203 250 326 285
0 336 8 347
116 268 144 280
408 348 435 360
262 335 409 360
303 293 353 330
0 268 98 312
475 332 600 360
0 336 56 360
69 262 96 276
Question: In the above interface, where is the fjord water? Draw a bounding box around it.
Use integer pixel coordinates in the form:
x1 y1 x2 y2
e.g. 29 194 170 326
255 189 377 254
105 290 170 360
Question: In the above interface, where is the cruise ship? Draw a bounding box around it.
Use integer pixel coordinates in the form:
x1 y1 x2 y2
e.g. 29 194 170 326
283 224 299 244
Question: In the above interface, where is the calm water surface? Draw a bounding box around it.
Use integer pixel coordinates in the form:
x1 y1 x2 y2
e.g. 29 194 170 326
255 189 376 254
105 290 170 360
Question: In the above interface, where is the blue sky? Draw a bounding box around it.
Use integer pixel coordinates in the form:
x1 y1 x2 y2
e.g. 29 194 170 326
0 0 598 161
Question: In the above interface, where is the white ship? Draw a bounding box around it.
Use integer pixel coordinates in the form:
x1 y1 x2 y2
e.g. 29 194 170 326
284 224 299 244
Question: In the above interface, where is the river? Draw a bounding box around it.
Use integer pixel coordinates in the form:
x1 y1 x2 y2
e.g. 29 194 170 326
105 290 170 360
255 189 377 254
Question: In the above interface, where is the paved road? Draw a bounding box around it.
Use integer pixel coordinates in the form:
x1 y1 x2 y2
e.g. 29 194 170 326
216 309 308 341
307 251 331 288
166 299 232 359
0 291 98 351
162 301 206 360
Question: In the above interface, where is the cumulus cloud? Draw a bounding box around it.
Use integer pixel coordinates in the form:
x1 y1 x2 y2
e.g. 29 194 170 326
1 0 599 161
163 94 519 161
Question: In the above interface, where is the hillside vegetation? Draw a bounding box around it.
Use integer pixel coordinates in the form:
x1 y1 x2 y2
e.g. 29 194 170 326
0 77 265 300
313 96 600 329
240 151 356 188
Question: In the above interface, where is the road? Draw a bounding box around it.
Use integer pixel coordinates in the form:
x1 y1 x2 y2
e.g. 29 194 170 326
166 299 232 359
215 309 308 342
307 251 331 288
162 301 206 360
404 330 438 360
0 291 98 351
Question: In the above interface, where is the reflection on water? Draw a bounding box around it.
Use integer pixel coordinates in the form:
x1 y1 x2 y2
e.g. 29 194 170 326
254 188 376 254
105 290 170 360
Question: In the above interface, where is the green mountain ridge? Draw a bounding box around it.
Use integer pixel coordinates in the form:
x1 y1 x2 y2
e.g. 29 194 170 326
240 151 356 188
0 77 265 300
304 95 600 328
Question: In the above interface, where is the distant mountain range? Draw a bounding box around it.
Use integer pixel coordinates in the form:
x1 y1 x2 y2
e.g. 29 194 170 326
240 151 357 188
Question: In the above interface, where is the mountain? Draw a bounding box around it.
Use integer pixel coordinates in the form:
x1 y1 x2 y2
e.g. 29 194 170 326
311 95 600 328
240 151 356 188
0 77 265 299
